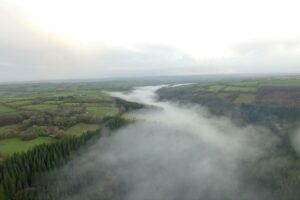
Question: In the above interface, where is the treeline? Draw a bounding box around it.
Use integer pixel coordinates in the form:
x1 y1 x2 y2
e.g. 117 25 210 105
114 98 144 112
0 112 28 126
0 131 98 200
0 115 129 200
103 116 129 130
241 104 300 123
241 149 300 200
158 87 300 131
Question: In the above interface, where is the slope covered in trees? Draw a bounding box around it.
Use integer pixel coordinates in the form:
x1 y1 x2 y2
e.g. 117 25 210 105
0 115 128 200
1 133 95 200
157 76 300 132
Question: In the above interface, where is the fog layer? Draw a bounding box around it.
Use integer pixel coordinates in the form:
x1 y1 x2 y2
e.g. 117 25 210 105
40 86 278 200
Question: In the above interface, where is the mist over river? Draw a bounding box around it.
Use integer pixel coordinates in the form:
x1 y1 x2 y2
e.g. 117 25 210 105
39 85 278 200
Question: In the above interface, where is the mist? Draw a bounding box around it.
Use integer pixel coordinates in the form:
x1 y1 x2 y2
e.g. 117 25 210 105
38 86 279 200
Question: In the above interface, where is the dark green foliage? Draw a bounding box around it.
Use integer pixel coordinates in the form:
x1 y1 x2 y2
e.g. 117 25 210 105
241 104 300 123
103 116 129 130
114 98 144 112
0 113 26 126
241 152 300 200
0 129 101 200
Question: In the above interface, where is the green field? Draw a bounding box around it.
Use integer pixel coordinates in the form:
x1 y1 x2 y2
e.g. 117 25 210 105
63 102 81 106
21 104 58 111
234 94 256 105
185 77 300 95
0 82 126 146
3 97 35 103
0 124 18 132
0 104 15 113
208 85 224 92
86 106 118 117
43 100 62 104
8 100 33 107
0 137 54 156
260 78 300 86
230 81 259 87
65 123 100 136
224 86 257 92
158 75 300 109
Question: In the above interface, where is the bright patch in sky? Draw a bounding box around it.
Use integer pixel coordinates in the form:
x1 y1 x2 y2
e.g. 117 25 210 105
10 0 300 58
1 0 300 81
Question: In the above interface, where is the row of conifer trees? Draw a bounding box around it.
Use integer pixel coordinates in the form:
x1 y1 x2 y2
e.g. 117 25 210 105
0 131 98 200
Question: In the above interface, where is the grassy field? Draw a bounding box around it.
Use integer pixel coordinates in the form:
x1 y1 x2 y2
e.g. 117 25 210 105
158 75 300 108
86 106 118 117
234 94 256 105
0 137 54 156
0 82 127 160
0 104 15 113
208 85 224 92
65 123 100 136
21 104 58 111
63 102 81 106
230 81 259 87
260 78 300 86
43 100 62 104
2 97 35 104
224 86 257 92
0 124 18 132
8 100 33 107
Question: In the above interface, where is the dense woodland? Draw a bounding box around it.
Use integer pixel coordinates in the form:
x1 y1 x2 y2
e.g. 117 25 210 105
0 116 128 200
1 133 95 200
155 77 300 199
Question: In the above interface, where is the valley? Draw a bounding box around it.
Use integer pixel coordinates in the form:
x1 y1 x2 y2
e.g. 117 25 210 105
0 75 300 200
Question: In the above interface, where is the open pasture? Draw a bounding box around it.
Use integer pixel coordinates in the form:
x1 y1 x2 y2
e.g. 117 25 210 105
0 137 54 156
65 123 100 136
0 104 15 113
86 105 118 117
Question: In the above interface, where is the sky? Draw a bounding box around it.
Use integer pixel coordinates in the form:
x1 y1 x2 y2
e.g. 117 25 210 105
1 0 300 82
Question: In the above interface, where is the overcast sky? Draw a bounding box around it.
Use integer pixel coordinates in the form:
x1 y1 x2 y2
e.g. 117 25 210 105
1 0 300 82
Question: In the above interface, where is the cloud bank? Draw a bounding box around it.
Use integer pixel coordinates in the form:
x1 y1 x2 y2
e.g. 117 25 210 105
37 86 278 200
